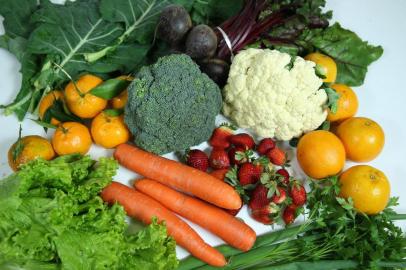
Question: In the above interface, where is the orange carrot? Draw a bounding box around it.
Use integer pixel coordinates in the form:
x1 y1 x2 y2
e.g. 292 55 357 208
114 144 242 210
134 179 257 251
101 182 227 267
210 169 229 181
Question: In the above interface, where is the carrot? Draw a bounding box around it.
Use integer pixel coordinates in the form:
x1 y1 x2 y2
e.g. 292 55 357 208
101 182 227 267
114 144 242 210
210 169 229 181
134 179 257 251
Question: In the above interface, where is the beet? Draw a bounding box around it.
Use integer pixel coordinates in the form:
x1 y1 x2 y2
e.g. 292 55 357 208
185 25 218 59
157 5 192 45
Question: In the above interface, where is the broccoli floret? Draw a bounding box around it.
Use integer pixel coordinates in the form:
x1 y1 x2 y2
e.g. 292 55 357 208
125 54 222 155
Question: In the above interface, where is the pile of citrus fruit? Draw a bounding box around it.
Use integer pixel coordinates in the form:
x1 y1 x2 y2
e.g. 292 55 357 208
8 74 131 171
298 53 389 215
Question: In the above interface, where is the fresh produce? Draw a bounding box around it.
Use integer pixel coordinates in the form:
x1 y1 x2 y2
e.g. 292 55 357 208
0 155 178 269
134 179 256 251
38 91 64 125
114 144 242 210
179 177 406 270
290 181 307 206
210 169 229 181
228 146 249 166
90 111 130 149
339 165 390 215
327 84 359 122
124 54 222 154
248 184 270 211
110 75 133 109
64 74 107 119
0 0 172 120
266 147 286 166
208 123 235 149
276 168 290 185
8 132 54 171
52 122 92 155
157 5 192 45
238 163 262 186
185 25 218 59
101 181 226 267
209 148 230 170
223 49 328 140
297 130 346 179
229 133 255 150
336 117 385 162
282 204 297 225
198 58 230 87
185 149 209 172
257 138 276 155
304 52 337 83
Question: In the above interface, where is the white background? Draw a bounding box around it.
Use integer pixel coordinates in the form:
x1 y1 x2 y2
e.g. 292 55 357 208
0 0 405 259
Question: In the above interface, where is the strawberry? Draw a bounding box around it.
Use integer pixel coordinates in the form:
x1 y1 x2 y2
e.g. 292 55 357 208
257 138 276 155
271 187 286 204
266 147 286 166
186 149 209 171
210 169 229 180
209 148 230 169
290 181 307 206
229 133 255 150
209 124 235 149
228 146 249 165
276 168 290 185
251 203 279 225
248 184 270 210
283 204 297 225
238 163 262 186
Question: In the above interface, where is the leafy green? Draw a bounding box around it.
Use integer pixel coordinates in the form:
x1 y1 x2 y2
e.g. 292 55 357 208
324 87 340 114
0 155 178 269
90 78 131 99
179 177 406 270
0 0 38 38
299 23 384 86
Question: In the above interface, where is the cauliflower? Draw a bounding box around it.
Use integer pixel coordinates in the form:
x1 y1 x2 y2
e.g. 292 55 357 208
223 48 328 140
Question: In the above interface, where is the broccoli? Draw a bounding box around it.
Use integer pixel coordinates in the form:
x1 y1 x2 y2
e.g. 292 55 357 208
125 54 222 155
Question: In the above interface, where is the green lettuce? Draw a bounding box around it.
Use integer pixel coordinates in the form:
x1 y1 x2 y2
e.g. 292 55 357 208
0 155 178 270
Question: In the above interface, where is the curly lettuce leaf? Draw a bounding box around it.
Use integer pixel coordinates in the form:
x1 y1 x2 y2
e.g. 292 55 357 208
300 22 383 86
0 155 178 269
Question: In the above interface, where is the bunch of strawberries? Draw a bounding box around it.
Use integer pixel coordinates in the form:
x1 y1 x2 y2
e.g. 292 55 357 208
183 123 307 226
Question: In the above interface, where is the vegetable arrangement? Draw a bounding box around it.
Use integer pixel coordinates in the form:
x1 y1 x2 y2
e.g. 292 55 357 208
0 0 405 269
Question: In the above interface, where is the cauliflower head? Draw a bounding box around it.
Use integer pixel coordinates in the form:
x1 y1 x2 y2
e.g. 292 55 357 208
223 48 328 140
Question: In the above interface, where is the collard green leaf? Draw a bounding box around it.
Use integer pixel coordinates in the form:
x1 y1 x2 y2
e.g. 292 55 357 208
0 0 38 38
28 1 124 82
300 23 383 86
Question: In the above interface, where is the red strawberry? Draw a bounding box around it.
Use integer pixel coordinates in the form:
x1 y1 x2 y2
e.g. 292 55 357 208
276 168 290 185
266 147 286 166
257 138 276 155
283 204 297 225
209 148 230 169
228 146 248 165
290 181 307 206
271 187 286 204
229 133 255 150
238 163 262 186
210 169 229 180
248 184 270 210
186 149 209 171
209 124 235 149
251 203 279 225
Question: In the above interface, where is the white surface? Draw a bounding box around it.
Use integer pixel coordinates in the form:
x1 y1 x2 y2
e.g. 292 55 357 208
0 0 405 260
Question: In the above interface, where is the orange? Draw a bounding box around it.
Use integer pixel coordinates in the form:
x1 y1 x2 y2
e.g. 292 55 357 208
38 91 64 125
64 74 107 118
336 117 385 162
304 52 337 83
327 84 358 122
52 122 92 155
297 130 346 179
110 75 133 110
91 111 130 148
339 165 390 215
8 135 55 171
